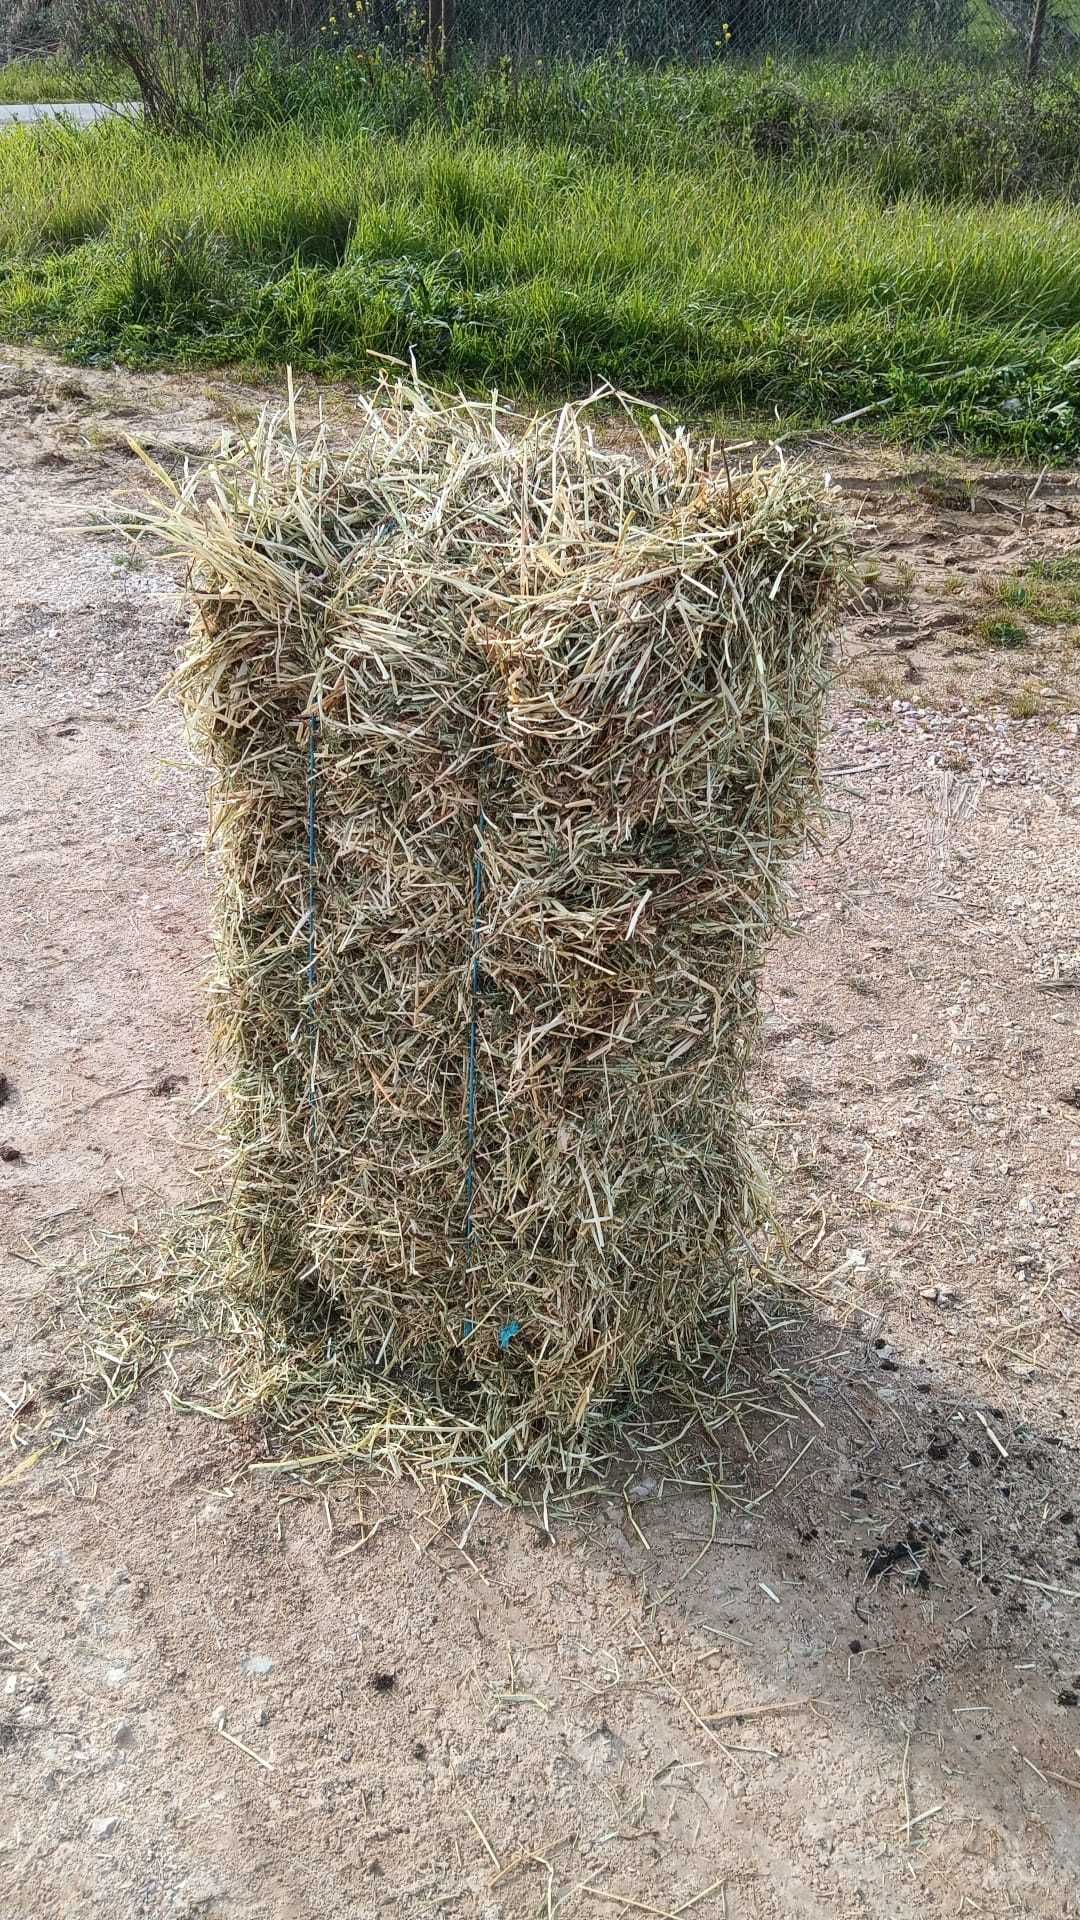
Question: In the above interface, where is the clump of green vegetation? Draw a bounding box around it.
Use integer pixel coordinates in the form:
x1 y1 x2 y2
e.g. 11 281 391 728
917 473 978 509
1025 552 1080 621
979 554 1080 624
976 614 1028 648
993 576 1032 610
1030 553 1080 583
852 660 901 701
0 56 128 105
1008 683 1041 718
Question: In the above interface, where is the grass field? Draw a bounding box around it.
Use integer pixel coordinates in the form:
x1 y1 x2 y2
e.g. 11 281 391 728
0 56 129 104
2 53 1079 454
223 47 1080 200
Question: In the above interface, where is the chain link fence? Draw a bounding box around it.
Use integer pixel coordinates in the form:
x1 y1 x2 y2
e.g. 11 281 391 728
415 0 1080 74
3 0 1079 78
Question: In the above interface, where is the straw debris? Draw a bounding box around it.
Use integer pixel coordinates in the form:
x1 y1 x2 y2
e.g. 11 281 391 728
147 379 845 1490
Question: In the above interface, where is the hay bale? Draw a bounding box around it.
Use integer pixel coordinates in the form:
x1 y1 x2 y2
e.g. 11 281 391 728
162 383 845 1481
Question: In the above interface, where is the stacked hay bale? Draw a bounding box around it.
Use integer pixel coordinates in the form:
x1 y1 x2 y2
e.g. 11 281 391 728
166 383 844 1477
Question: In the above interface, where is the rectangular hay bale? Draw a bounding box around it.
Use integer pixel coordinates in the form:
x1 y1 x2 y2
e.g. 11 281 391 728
168 384 844 1471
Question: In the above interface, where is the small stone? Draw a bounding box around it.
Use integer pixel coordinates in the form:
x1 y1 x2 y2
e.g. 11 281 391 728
91 1817 118 1840
626 1476 657 1503
171 1873 226 1915
113 1721 135 1749
106 1666 128 1687
243 1654 274 1677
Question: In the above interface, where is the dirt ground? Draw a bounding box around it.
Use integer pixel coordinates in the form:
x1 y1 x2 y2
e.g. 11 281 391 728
2 349 1079 1920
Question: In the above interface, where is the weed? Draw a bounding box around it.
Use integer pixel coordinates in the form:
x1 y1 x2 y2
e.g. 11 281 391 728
1008 684 1041 718
852 661 899 701
979 556 1080 624
48 374 90 401
918 475 976 510
1030 553 1080 585
847 974 879 998
976 615 1028 648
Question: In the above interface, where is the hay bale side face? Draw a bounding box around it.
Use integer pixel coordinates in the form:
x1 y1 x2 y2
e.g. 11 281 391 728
170 388 844 1456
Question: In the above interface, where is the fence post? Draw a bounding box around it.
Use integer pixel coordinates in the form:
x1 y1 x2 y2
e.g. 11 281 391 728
428 0 454 72
1026 0 1049 81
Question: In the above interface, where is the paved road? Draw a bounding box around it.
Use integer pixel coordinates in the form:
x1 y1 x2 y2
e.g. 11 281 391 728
0 101 138 126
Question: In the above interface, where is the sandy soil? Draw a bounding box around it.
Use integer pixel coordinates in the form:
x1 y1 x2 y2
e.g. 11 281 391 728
2 349 1079 1920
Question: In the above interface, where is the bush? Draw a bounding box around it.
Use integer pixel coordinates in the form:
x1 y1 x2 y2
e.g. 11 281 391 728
58 0 324 127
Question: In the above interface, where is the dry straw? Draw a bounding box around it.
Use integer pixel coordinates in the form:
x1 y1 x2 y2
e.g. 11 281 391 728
148 379 846 1491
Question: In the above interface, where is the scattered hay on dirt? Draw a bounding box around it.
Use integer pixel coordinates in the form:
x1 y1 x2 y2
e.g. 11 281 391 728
133 380 846 1493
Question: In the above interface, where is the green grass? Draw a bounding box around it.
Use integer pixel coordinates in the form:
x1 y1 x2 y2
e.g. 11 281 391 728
975 614 1028 648
0 57 129 105
2 56 1080 454
224 48 1080 201
980 554 1080 623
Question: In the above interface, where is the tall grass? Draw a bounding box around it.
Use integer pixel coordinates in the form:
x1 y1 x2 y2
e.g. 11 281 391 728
1 59 1080 453
0 57 130 104
223 47 1080 201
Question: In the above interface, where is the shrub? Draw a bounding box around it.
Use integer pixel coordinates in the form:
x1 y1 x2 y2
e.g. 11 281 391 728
58 0 324 128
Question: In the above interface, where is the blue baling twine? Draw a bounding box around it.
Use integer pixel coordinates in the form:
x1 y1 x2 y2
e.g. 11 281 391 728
464 802 485 1261
305 710 319 1137
305 716 518 1352
462 801 519 1355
